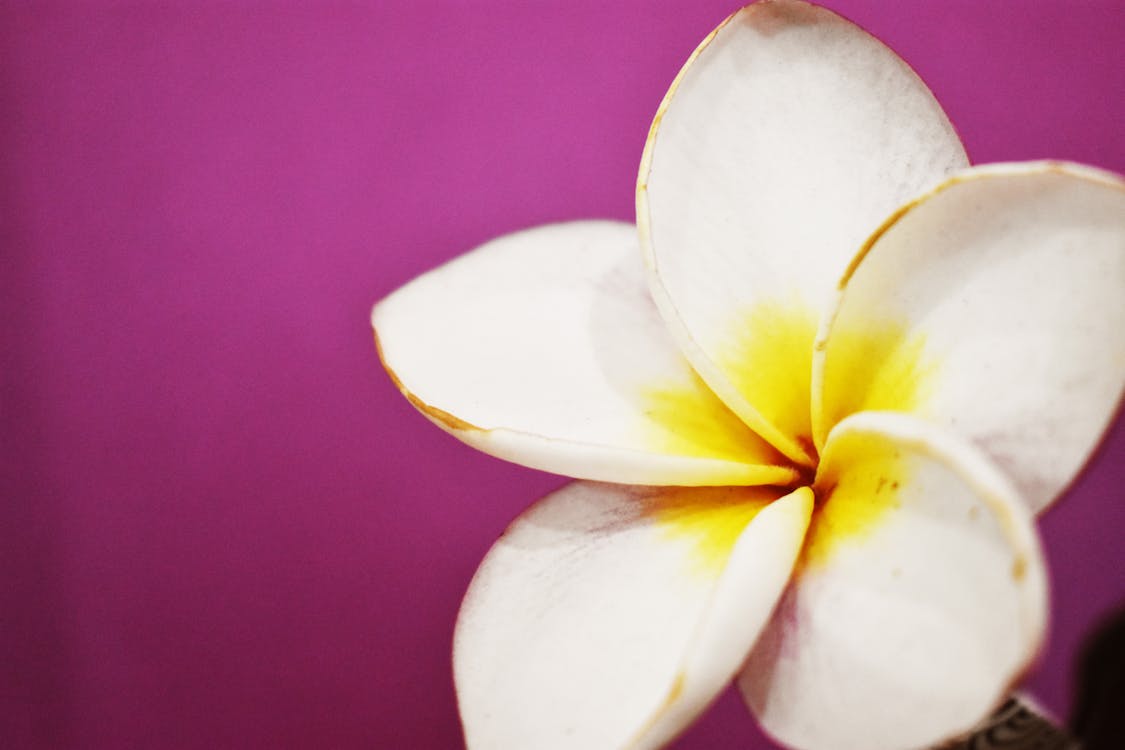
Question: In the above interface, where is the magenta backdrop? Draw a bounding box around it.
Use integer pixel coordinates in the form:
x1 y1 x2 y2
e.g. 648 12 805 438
3 2 1123 748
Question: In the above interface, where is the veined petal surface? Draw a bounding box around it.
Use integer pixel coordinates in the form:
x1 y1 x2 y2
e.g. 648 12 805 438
373 221 794 486
455 481 812 750
637 0 967 464
815 162 1125 512
740 412 1047 750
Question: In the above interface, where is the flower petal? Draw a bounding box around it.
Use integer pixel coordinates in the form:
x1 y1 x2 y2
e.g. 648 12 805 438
373 220 795 486
636 0 967 465
454 481 812 749
813 162 1125 512
739 411 1047 750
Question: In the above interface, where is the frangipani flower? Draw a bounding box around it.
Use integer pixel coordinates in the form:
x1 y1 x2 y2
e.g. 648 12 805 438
372 2 1125 749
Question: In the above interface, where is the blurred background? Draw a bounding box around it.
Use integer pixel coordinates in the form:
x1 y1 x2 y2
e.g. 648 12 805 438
3 1 1123 747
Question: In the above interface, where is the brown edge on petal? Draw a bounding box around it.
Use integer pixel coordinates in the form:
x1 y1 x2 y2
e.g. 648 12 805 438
635 4 736 269
816 412 1050 599
372 327 483 433
813 412 1052 750
811 160 1125 450
1005 162 1125 515
372 322 804 486
820 411 1050 666
639 0 971 281
637 0 973 471
1011 556 1027 583
633 4 818 470
836 160 1125 291
638 0 973 459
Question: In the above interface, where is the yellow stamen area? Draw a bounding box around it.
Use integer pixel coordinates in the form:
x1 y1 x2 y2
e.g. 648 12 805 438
818 315 936 445
639 371 786 467
716 299 820 459
805 435 908 569
640 486 783 576
807 314 935 566
637 298 937 573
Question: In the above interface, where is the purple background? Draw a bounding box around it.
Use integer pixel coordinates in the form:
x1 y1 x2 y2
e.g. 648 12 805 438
3 2 1123 748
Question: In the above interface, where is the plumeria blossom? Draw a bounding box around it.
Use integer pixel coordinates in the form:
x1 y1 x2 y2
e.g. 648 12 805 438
372 2 1125 749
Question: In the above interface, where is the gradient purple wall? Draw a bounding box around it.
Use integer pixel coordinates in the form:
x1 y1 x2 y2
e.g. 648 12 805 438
3 2 1123 748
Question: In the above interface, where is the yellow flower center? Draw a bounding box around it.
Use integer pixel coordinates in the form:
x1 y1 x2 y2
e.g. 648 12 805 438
646 299 936 572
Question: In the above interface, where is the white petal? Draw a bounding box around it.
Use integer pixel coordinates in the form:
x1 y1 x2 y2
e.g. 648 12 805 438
455 481 812 750
814 162 1125 512
637 0 967 465
373 220 795 486
740 412 1047 750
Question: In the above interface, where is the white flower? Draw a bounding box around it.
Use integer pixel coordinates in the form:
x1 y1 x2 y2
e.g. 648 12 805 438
371 2 1125 749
